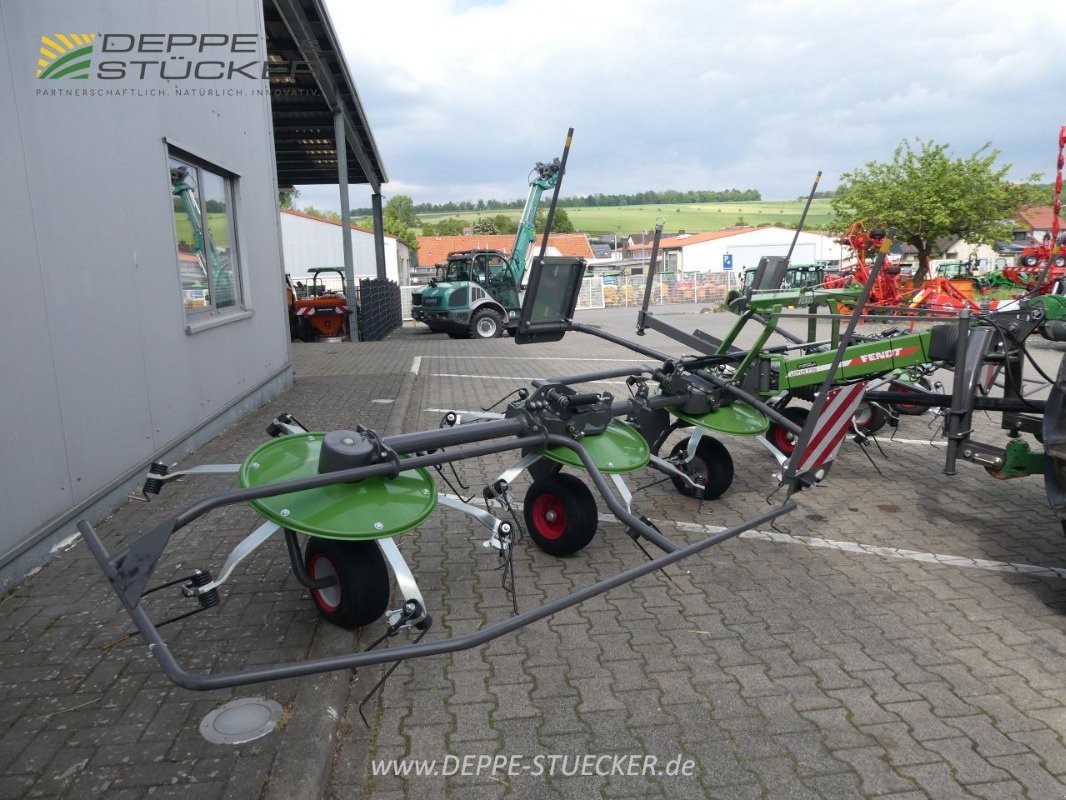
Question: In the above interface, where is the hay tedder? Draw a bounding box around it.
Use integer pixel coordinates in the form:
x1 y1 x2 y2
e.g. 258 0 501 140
82 219 933 690
81 146 1066 691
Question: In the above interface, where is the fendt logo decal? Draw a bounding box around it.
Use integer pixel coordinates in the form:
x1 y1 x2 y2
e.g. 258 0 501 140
785 345 920 379
847 345 920 367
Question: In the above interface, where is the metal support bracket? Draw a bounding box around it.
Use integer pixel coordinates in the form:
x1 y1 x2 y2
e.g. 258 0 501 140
377 538 427 629
184 521 283 597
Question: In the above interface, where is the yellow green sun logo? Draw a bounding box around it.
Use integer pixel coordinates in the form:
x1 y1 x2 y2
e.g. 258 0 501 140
37 34 96 79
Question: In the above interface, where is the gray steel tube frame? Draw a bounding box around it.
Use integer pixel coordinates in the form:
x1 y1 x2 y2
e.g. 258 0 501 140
79 494 793 690
569 322 804 433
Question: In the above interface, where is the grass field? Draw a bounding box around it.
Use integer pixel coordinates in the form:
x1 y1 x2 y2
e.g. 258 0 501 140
417 199 835 236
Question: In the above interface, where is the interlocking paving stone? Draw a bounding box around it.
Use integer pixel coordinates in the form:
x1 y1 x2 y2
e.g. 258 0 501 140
7 312 1066 798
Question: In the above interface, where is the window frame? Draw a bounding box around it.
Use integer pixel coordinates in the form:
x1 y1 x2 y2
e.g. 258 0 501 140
165 142 248 331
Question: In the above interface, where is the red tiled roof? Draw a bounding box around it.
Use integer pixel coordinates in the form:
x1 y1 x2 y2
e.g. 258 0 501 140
415 233 595 265
1017 205 1064 231
280 208 396 240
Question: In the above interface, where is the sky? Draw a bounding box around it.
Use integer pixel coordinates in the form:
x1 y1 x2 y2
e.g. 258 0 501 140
298 0 1066 214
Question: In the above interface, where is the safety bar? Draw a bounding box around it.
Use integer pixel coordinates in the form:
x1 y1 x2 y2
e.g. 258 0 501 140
531 365 652 388
78 496 793 690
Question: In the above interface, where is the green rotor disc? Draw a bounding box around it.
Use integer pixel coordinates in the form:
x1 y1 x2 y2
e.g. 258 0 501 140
671 400 769 436
540 419 650 473
238 433 436 540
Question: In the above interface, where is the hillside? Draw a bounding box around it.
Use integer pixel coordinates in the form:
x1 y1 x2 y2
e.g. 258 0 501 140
416 199 835 236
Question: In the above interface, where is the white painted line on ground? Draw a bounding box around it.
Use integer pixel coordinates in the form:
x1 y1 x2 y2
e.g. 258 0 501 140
411 356 422 375
673 520 1066 580
438 494 1065 581
879 437 947 447
429 372 629 386
422 356 646 363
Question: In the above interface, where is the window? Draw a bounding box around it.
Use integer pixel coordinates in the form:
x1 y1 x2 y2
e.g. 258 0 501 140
168 149 242 318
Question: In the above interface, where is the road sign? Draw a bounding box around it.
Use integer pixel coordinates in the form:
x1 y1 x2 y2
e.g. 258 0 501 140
723 254 733 271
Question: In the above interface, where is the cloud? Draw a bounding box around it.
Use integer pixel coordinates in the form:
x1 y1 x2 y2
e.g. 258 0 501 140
305 0 1065 210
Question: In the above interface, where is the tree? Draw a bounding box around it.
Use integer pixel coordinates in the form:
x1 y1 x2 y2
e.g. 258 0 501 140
279 187 300 209
380 194 420 251
832 138 1023 284
423 217 467 236
472 217 498 235
384 194 420 228
490 214 518 234
534 207 576 234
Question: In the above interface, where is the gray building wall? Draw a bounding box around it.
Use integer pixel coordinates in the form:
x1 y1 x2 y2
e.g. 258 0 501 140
0 0 292 585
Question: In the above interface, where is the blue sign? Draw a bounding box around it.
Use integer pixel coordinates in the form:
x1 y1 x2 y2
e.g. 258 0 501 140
723 254 734 271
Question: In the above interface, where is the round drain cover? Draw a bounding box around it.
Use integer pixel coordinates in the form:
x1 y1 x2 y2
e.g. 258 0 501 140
200 697 283 745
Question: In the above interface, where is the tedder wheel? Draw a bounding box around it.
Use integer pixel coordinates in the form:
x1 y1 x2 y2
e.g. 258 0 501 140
470 308 504 339
767 407 810 456
892 376 933 416
523 473 598 556
668 436 734 500
304 538 390 629
1022 254 1039 267
852 401 888 436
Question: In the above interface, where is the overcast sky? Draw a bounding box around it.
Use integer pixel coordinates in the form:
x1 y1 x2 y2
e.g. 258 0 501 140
299 0 1065 214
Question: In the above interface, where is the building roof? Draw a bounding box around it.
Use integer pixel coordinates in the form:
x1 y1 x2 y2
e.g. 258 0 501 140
264 0 387 189
280 208 396 240
1017 205 1064 232
416 233 595 266
657 228 758 249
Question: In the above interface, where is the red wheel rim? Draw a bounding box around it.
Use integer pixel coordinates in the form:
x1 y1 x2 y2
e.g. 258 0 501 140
532 494 567 540
771 424 797 455
852 404 872 429
896 385 919 413
309 554 342 612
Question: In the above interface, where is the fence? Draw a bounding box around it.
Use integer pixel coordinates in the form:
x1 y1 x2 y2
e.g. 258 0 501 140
400 272 740 321
353 279 402 341
600 271 739 309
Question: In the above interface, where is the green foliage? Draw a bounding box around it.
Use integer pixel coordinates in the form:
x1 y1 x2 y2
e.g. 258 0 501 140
491 214 518 234
279 187 300 209
832 138 1023 282
385 194 420 228
300 205 341 223
534 208 575 234
381 194 420 250
422 217 467 236
409 187 761 215
1011 179 1056 207
418 200 835 236
471 217 499 235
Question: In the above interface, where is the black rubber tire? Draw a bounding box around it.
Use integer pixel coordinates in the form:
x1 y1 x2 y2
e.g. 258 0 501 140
852 401 888 436
669 436 735 499
523 473 598 556
1022 254 1039 267
470 308 504 339
892 376 933 416
767 407 810 456
304 538 390 629
1054 255 1066 268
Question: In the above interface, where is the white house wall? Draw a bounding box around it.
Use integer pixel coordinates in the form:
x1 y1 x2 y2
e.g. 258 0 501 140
0 0 291 576
279 211 399 283
676 229 843 272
